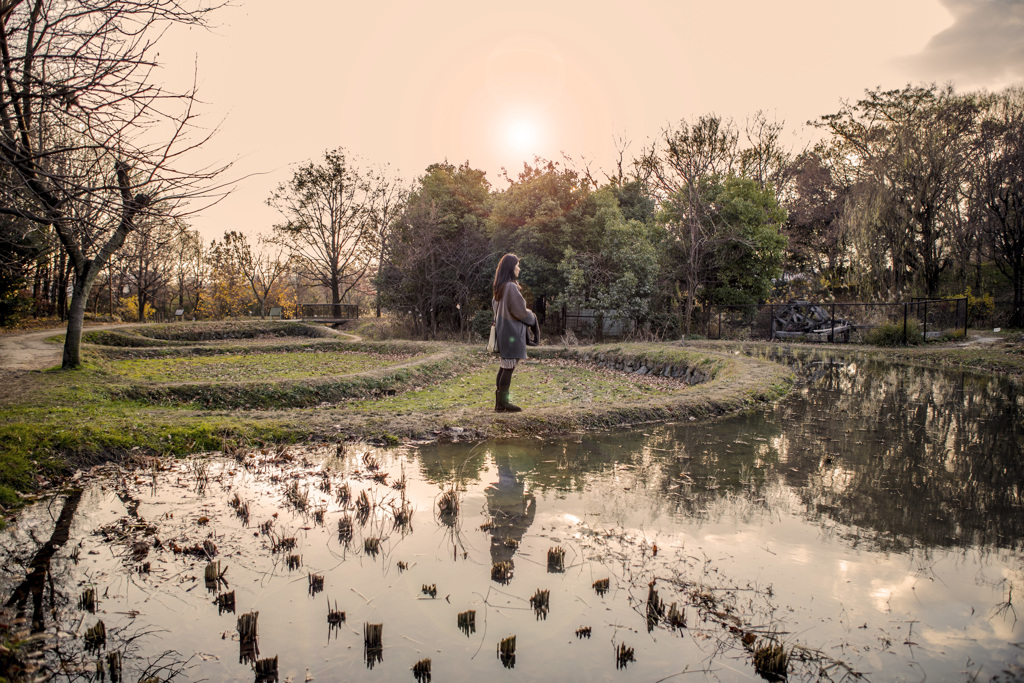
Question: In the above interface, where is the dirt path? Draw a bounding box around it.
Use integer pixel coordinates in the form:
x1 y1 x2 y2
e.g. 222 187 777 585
0 324 137 371
0 322 362 372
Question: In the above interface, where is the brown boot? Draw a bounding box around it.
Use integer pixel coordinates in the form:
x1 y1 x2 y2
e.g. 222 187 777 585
495 389 522 413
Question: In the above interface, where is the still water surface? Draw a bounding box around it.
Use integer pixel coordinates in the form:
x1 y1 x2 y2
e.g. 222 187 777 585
2 359 1022 681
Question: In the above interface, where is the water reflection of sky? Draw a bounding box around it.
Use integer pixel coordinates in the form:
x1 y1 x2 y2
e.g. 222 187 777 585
1 361 1022 681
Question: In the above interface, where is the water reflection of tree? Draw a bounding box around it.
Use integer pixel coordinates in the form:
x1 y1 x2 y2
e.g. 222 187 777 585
787 362 1024 550
4 490 83 633
417 360 1022 552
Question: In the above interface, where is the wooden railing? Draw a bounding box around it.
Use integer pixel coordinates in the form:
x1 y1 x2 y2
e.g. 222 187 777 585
299 303 360 321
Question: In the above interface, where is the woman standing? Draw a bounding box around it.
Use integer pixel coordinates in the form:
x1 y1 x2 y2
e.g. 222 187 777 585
492 253 538 412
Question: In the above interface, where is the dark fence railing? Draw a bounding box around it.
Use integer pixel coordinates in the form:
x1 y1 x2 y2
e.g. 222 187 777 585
705 298 968 344
299 303 360 321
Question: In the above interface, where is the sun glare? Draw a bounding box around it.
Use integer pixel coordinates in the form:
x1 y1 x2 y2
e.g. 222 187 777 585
507 119 538 151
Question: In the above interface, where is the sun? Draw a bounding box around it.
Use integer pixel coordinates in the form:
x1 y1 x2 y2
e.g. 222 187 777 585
504 116 541 156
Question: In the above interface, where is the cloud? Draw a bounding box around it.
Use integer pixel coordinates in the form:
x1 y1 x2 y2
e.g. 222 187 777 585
905 0 1024 87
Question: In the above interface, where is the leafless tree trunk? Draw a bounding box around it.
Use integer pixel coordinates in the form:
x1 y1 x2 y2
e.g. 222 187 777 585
0 0 228 366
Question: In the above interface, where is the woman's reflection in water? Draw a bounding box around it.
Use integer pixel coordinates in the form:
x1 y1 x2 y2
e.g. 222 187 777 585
485 450 536 569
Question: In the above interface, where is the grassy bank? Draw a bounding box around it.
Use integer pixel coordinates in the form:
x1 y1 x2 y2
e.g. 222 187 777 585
0 322 801 510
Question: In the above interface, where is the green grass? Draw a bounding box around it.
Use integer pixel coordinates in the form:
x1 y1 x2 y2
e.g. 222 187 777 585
0 327 806 507
347 361 685 413
105 349 414 382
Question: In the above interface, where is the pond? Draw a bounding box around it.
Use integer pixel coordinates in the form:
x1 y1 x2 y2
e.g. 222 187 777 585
2 359 1022 682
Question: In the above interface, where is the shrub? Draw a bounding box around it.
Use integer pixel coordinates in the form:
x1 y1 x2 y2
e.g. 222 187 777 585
865 319 922 346
470 309 492 341
0 292 33 327
947 289 994 326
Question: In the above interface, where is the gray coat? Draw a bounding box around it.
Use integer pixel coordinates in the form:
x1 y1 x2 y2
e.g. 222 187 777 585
493 282 537 360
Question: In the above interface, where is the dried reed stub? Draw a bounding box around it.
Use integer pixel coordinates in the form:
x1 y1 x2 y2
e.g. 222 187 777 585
284 480 309 512
355 490 372 523
202 539 218 557
190 459 209 491
497 635 516 669
106 651 122 681
237 611 259 643
421 584 437 599
393 502 412 530
546 546 565 573
479 520 494 531
78 587 97 613
229 493 250 525
412 657 431 682
753 640 789 680
666 602 686 629
253 655 278 682
575 626 591 639
364 623 384 670
286 554 301 571
337 516 354 545
437 487 459 523
259 519 274 536
457 610 476 636
312 506 326 526
215 591 236 614
529 589 550 620
397 561 409 572
364 453 381 472
84 620 106 653
646 582 665 632
615 642 635 670
391 471 407 491
491 561 513 585
364 537 380 557
204 560 227 588
271 534 296 553
592 578 610 597
371 470 388 485
136 561 151 574
318 475 332 494
336 482 351 506
503 537 519 549
327 601 346 626
308 573 324 597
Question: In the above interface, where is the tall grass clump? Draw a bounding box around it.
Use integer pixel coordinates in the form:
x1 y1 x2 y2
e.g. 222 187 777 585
864 319 922 346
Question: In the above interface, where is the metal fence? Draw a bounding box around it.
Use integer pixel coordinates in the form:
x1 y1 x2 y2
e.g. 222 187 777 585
705 298 968 343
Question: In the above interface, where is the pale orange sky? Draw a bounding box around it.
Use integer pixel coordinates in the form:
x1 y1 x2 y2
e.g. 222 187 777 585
157 0 1024 240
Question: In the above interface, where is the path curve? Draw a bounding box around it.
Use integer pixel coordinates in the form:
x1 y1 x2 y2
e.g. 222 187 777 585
0 324 137 371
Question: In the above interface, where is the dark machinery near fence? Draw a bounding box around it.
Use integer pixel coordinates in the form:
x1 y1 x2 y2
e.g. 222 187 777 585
771 301 854 342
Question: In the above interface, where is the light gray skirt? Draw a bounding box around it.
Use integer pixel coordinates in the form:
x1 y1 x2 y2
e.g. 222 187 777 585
499 358 519 370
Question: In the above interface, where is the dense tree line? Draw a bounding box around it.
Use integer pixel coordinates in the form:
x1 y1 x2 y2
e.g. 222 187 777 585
4 82 1023 345
376 85 1024 337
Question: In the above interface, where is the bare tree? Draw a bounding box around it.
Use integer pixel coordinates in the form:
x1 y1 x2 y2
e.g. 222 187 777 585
114 210 181 321
0 0 227 366
269 148 375 315
364 168 408 318
172 228 204 317
227 231 289 318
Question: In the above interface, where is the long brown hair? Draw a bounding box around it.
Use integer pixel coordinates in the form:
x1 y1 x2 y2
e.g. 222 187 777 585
492 253 519 302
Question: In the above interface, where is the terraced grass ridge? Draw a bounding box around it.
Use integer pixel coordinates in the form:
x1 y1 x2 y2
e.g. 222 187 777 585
0 321 800 506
